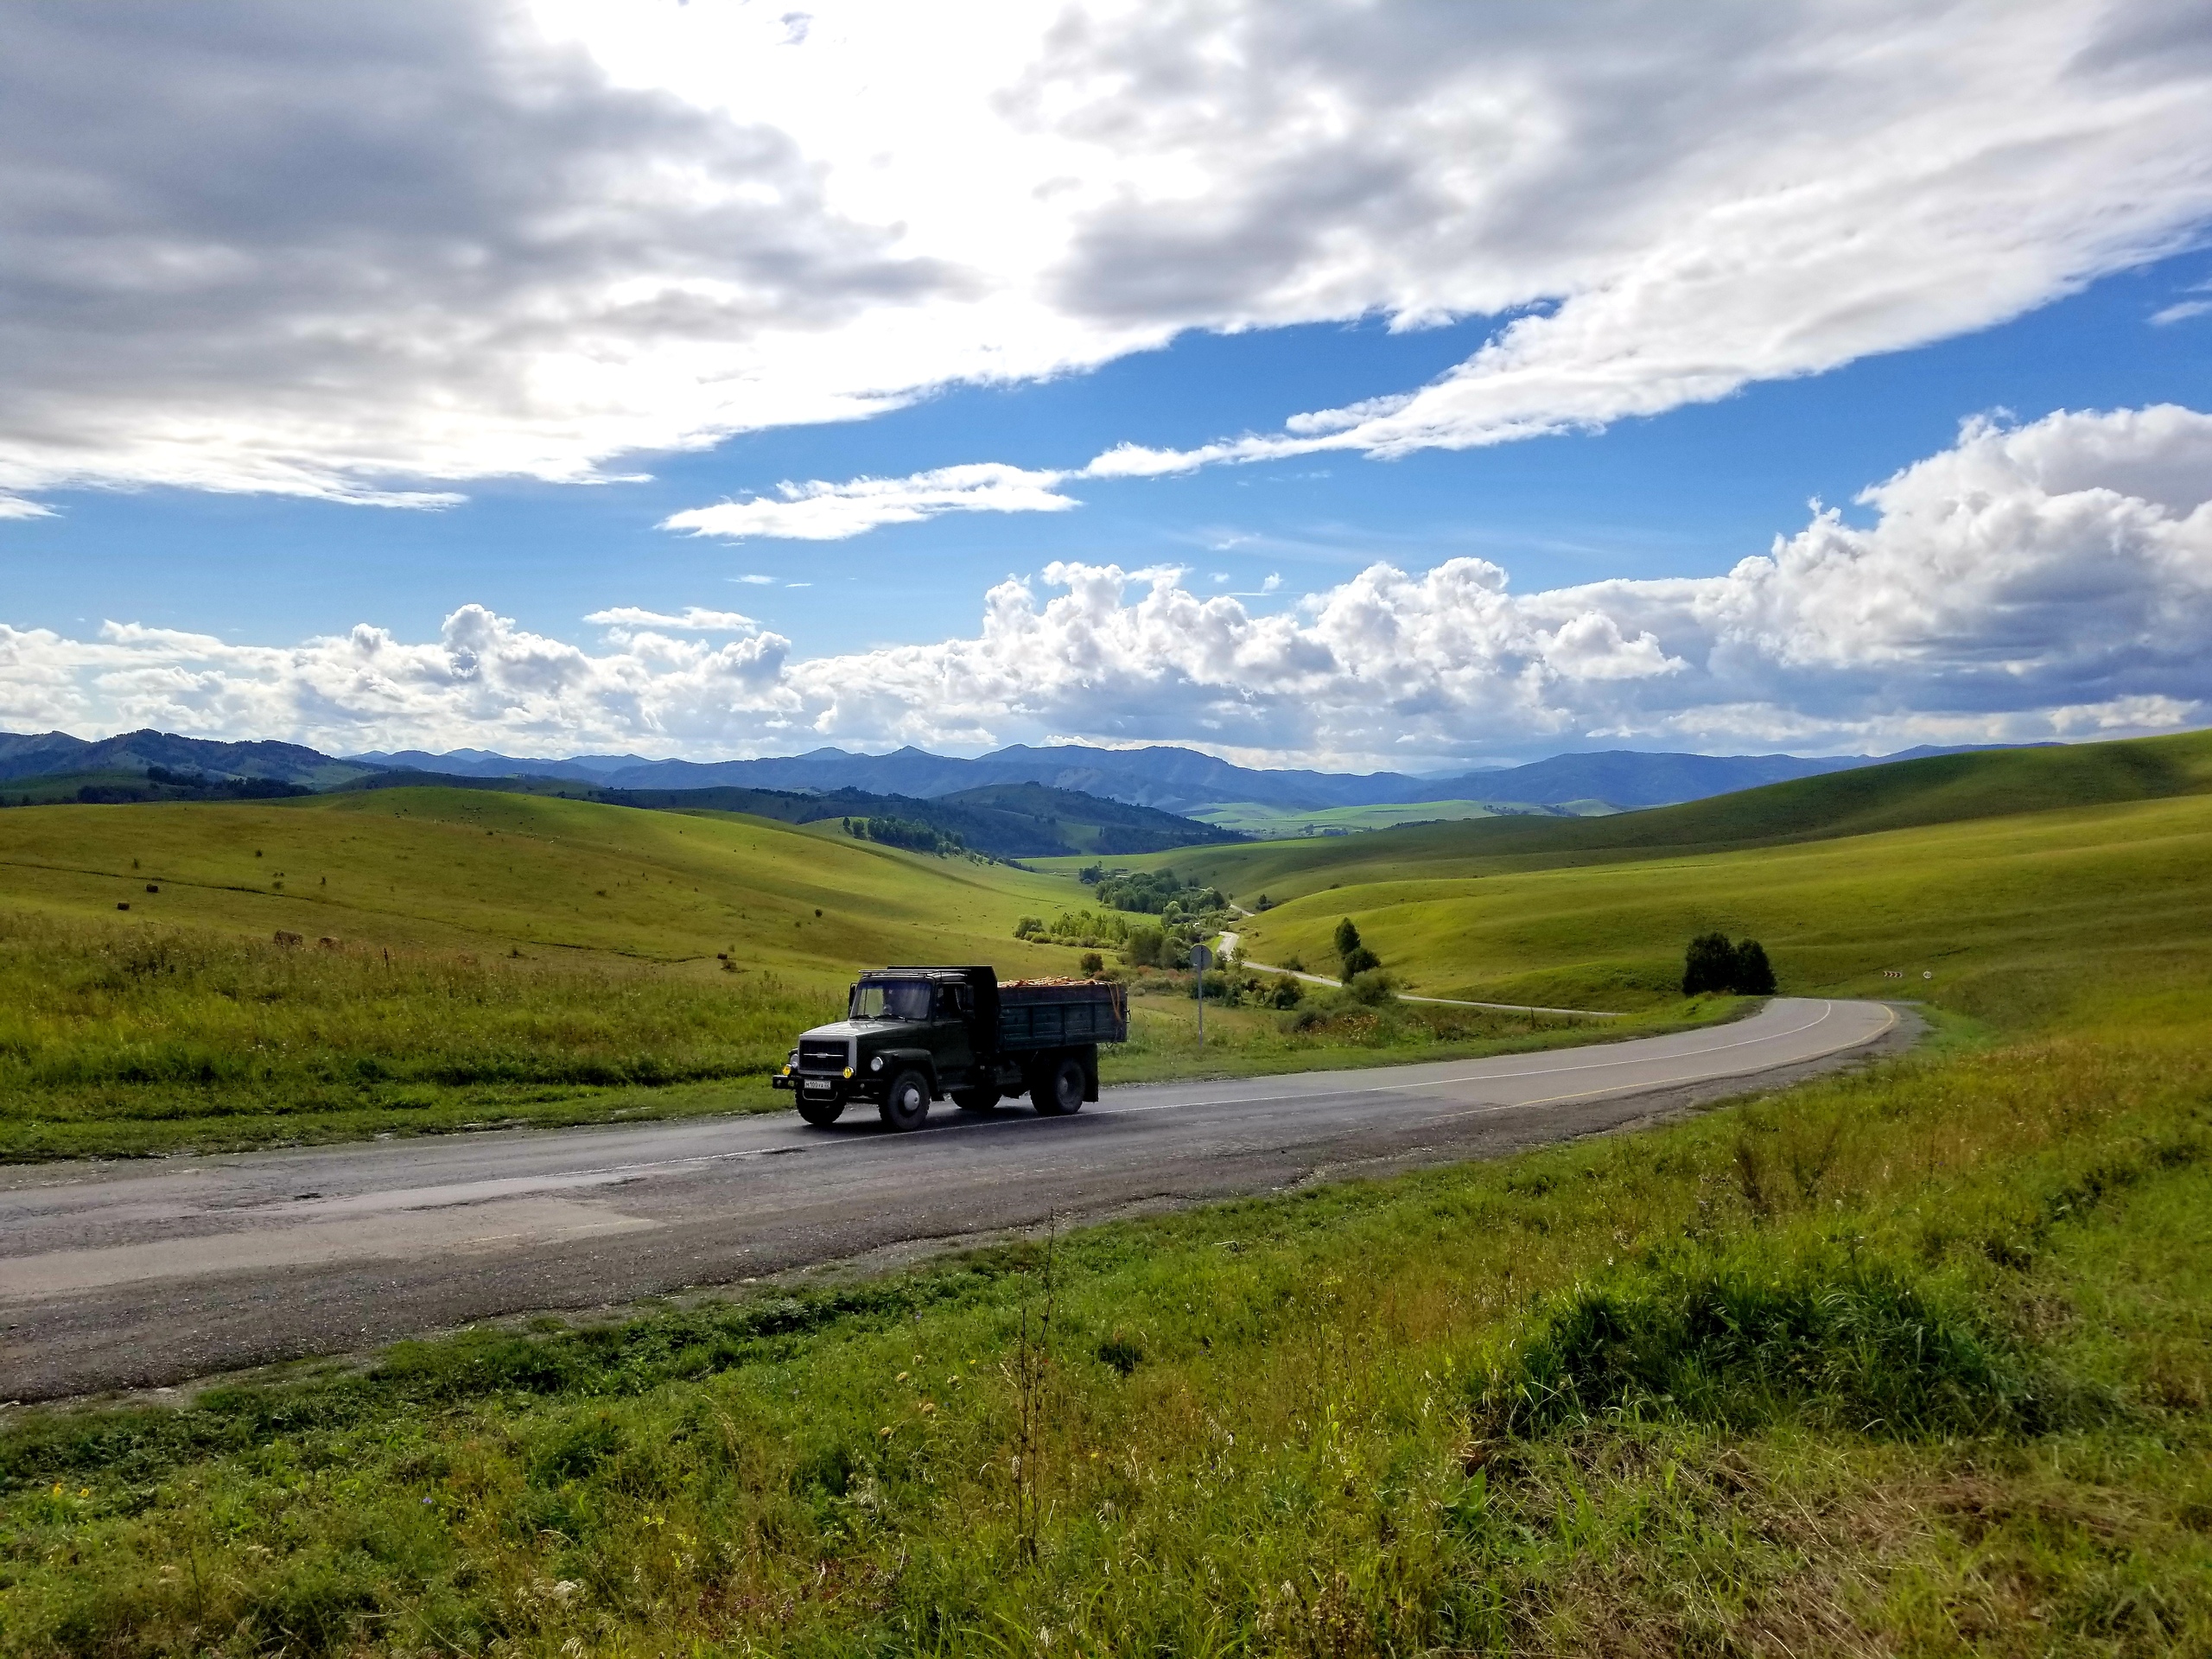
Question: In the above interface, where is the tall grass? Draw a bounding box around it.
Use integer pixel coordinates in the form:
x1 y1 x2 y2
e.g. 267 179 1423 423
0 910 839 1157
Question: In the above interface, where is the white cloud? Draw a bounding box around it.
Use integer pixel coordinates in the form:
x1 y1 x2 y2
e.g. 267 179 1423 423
582 605 758 632
12 406 2210 764
662 463 1077 542
730 574 778 586
0 1 2203 520
2152 299 2212 326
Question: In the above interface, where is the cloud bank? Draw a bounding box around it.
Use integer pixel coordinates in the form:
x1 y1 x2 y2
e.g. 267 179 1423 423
7 407 2208 766
0 1 2208 519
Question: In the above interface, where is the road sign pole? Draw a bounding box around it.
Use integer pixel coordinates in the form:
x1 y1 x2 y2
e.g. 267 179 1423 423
1190 941 1214 1046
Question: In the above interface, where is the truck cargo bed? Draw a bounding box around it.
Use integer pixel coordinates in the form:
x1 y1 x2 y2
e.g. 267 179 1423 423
996 978 1128 1048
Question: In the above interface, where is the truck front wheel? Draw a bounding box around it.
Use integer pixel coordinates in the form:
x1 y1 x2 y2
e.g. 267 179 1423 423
797 1094 845 1128
880 1069 932 1132
1032 1054 1085 1116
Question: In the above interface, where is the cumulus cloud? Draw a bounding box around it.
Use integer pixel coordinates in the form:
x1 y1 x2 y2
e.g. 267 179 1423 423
12 406 2210 764
0 2 2208 521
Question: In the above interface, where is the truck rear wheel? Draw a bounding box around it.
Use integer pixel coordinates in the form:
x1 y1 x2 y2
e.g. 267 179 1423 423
797 1093 845 1127
880 1069 932 1132
951 1088 999 1113
1032 1054 1085 1116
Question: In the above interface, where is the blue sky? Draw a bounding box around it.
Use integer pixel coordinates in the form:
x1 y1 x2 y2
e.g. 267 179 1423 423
8 251 2207 658
2 2 2210 767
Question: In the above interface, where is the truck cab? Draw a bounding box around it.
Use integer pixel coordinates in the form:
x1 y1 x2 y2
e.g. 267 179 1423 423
772 965 1125 1132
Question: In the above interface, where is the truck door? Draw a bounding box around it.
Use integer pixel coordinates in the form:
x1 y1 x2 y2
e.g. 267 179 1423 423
935 982 976 1084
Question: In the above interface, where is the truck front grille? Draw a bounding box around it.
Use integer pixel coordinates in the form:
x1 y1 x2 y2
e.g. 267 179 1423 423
797 1039 850 1073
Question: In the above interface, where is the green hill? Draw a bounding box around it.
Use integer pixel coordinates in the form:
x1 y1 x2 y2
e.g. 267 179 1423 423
1116 728 2212 905
334 772 1236 859
1232 786 2212 1025
0 788 1097 1156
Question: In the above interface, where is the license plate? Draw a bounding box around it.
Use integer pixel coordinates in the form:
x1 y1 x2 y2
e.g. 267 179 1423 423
804 1080 832 1092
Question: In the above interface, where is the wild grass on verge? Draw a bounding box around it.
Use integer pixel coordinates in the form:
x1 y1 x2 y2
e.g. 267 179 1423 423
1101 983 1744 1084
0 912 840 1159
3 1006 2206 1656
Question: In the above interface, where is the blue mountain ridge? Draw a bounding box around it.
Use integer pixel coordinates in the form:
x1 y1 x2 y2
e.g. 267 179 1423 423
360 739 2036 813
5 728 2048 816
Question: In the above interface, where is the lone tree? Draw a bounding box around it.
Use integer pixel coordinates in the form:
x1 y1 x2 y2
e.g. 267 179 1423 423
1682 932 1777 995
1334 917 1381 979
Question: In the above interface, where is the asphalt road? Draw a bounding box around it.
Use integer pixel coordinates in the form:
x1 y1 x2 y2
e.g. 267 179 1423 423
0 997 1904 1402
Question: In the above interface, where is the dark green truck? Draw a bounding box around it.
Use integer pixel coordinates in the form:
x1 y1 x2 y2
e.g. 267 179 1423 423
772 965 1128 1131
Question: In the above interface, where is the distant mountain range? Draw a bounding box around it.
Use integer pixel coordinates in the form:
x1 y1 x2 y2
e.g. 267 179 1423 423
0 728 376 790
351 738 2037 814
3 726 2051 826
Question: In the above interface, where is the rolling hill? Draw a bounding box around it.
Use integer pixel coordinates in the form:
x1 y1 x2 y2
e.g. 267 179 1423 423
332 772 1236 858
0 786 1098 1156
1119 728 2212 904
0 785 1085 975
1193 728 2212 1027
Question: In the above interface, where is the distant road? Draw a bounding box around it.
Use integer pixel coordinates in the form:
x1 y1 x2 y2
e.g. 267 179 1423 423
0 998 1904 1402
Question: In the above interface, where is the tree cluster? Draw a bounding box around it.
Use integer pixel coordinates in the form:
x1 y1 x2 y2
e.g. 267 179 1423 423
1681 931 1777 996
842 815 963 855
1091 867 1225 916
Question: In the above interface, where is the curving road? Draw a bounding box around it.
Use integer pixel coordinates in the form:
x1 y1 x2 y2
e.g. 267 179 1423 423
0 998 1905 1402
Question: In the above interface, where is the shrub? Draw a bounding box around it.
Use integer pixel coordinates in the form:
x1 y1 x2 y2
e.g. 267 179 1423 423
1340 944 1382 979
1122 925 1165 968
1078 951 1103 976
1266 974 1304 1009
1345 968 1395 1005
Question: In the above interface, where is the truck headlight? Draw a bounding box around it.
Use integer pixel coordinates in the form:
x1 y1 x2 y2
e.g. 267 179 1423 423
870 1055 884 1072
843 1066 855 1079
782 1064 792 1077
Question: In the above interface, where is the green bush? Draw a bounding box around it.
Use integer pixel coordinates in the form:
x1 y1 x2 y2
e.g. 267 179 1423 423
1484 1239 2059 1438
1345 967 1395 1004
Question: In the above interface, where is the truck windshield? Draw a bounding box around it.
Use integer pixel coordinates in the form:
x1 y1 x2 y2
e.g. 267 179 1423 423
850 980 933 1020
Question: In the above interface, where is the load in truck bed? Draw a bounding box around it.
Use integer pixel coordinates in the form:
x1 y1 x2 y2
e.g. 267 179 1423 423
996 976 1129 1047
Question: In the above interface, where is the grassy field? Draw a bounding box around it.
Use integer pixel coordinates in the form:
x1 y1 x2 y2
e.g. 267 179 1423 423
3 741 2211 1651
0 789 1099 1158
1187 798 1611 838
1235 790 2212 1020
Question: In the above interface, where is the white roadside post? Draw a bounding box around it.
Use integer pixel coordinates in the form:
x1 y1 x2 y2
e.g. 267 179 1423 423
1190 942 1214 1046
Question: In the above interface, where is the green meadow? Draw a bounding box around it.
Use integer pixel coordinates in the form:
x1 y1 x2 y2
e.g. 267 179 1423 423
0 784 1750 1160
3 735 2209 1652
0 788 1093 1158
1234 790 2212 1021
